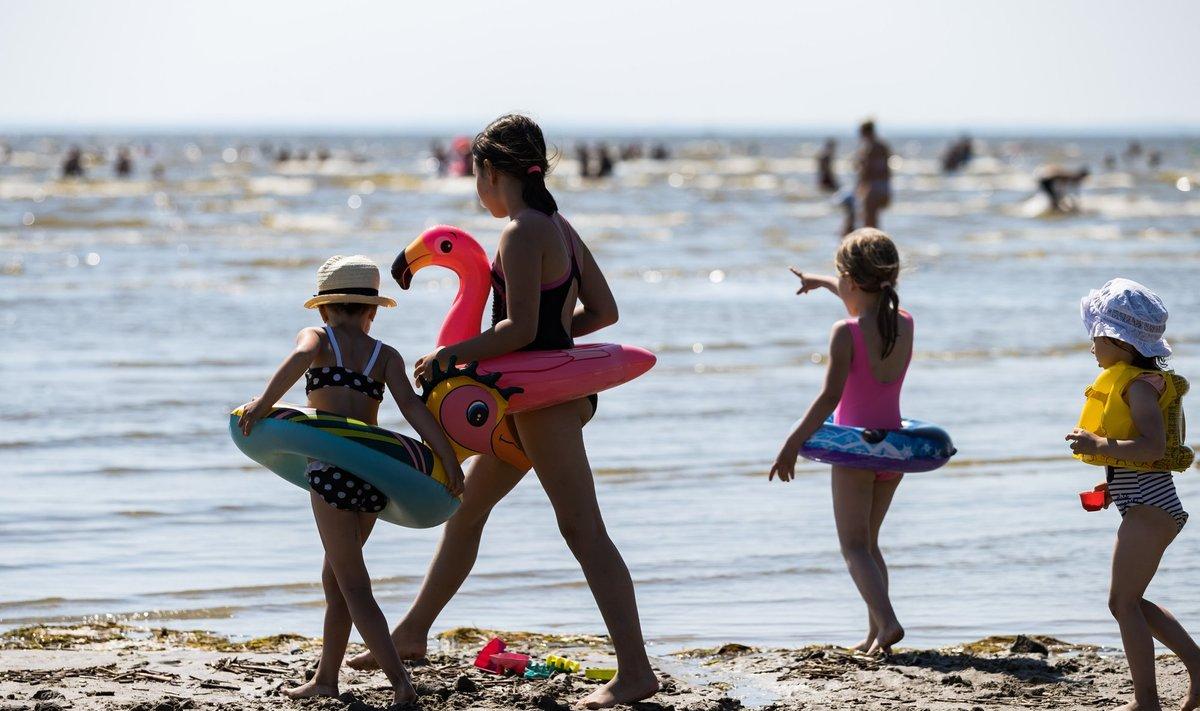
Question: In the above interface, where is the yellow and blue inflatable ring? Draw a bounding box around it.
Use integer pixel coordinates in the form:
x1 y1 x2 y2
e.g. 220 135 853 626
229 404 459 528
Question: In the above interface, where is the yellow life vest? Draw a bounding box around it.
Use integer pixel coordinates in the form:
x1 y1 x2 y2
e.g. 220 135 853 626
1075 361 1193 472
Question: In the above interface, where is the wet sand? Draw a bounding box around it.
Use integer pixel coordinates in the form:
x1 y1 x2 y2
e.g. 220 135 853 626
1 624 1193 710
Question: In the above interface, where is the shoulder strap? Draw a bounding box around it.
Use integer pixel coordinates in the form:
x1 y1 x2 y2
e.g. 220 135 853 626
323 325 343 367
363 340 383 376
845 318 865 364
556 214 582 279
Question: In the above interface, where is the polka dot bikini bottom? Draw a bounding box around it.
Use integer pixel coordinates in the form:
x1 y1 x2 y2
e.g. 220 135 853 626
305 460 388 513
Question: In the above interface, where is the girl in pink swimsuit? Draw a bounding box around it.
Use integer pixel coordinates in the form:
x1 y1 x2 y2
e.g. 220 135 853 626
770 228 914 655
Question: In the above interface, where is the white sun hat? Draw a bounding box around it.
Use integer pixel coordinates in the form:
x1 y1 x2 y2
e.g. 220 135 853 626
304 255 397 309
1080 277 1170 358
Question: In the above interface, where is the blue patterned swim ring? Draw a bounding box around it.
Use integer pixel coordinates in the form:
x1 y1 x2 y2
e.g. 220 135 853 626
800 417 956 473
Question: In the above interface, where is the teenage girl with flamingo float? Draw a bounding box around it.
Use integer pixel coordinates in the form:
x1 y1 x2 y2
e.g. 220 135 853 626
770 229 911 655
349 114 659 709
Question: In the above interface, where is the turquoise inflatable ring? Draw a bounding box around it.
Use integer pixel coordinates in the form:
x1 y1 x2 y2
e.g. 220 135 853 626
229 404 459 528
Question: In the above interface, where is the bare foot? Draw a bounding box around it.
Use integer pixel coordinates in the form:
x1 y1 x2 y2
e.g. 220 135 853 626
577 673 660 709
282 679 338 699
1114 700 1161 711
866 624 904 656
849 634 875 653
1181 678 1199 711
392 679 418 707
348 629 428 670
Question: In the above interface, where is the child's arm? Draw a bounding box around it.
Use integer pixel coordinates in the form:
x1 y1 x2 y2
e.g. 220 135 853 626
1066 379 1167 463
570 238 618 338
237 328 323 435
384 350 466 497
769 322 853 482
413 223 544 384
789 267 839 296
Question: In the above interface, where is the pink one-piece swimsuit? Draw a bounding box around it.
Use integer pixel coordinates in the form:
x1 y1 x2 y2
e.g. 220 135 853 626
833 311 914 481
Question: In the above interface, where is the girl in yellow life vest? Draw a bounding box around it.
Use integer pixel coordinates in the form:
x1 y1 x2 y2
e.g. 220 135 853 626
1065 278 1199 711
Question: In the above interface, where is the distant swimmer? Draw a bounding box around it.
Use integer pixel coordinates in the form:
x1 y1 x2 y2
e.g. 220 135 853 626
595 143 614 178
853 120 892 231
817 139 839 193
1036 165 1090 213
449 136 472 177
940 134 973 174
1123 140 1142 164
62 146 85 178
575 143 591 178
429 141 448 177
114 147 133 178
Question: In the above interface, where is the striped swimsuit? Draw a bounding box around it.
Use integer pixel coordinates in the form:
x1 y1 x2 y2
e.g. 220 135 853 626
1102 371 1188 532
1107 467 1188 531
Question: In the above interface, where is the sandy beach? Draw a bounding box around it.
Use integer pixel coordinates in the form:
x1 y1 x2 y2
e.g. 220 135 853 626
2 623 1194 710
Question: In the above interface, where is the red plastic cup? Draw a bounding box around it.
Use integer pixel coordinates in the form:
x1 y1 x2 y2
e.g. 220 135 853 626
1079 490 1106 512
490 652 530 675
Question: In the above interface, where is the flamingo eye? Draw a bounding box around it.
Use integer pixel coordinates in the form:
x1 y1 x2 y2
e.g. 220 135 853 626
466 401 489 426
439 240 452 253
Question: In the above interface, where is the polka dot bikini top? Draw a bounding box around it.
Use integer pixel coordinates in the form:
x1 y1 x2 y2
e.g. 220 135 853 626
305 325 386 402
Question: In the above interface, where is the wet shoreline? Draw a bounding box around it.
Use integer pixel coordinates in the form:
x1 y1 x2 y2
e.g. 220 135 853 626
2 623 1192 710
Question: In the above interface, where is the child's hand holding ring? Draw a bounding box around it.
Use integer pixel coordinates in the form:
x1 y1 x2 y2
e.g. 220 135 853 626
413 347 452 386
238 397 267 436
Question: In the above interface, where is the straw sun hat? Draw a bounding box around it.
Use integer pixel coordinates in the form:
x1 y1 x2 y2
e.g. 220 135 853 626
303 255 397 309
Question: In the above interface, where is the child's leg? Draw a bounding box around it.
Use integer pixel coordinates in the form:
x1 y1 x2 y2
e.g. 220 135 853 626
285 511 376 698
1110 505 1178 710
851 474 902 652
832 466 903 654
310 496 414 705
1140 600 1200 710
349 454 529 670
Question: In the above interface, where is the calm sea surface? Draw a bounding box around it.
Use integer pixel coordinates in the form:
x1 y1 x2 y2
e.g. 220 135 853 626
1 132 1198 652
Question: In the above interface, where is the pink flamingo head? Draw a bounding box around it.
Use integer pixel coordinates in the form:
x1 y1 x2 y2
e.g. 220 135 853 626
391 225 491 347
391 225 489 290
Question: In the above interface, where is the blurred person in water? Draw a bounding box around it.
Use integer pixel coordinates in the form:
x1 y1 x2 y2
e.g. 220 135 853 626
114 147 133 178
852 120 892 231
817 138 840 194
1037 165 1090 213
62 146 84 178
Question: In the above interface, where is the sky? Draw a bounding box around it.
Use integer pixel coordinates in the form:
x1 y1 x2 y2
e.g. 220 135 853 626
1 0 1197 132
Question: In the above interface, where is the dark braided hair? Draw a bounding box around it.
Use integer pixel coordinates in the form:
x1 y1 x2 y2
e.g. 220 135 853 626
836 228 902 358
472 114 558 216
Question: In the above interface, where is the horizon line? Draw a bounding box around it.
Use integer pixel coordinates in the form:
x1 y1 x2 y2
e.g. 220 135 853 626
2 120 1198 139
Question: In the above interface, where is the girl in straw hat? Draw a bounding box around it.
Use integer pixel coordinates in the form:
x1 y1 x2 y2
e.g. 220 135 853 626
238 255 463 705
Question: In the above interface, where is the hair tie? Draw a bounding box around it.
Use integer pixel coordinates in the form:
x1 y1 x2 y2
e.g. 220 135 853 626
527 165 543 175
879 281 893 290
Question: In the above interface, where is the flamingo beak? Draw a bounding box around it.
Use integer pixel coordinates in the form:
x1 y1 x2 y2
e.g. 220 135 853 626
391 238 433 290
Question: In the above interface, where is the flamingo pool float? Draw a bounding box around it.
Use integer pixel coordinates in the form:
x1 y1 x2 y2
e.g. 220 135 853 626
391 225 656 468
